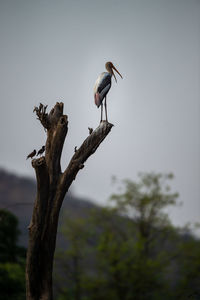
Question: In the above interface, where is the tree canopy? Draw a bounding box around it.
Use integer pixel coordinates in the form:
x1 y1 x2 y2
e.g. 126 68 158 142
0 209 26 300
55 173 200 300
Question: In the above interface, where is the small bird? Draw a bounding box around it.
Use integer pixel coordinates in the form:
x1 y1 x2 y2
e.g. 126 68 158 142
26 149 36 160
94 62 122 122
37 145 45 156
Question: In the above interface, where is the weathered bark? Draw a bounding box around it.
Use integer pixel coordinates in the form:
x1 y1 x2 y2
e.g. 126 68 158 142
26 102 113 300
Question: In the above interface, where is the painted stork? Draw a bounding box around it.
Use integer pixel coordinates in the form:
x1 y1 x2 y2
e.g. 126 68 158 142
94 61 122 122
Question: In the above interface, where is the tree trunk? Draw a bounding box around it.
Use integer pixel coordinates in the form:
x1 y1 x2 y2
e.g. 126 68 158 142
26 102 113 300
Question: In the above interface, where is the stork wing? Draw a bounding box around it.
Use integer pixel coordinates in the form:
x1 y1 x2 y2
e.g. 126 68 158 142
94 72 112 107
94 83 111 107
96 73 111 94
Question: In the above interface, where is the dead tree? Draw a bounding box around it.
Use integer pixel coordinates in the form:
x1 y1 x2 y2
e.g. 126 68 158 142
26 102 113 300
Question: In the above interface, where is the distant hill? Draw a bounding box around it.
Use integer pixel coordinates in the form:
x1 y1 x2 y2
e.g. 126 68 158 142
0 168 96 247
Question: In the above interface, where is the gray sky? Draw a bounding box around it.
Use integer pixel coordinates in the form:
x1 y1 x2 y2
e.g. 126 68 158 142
0 0 199 229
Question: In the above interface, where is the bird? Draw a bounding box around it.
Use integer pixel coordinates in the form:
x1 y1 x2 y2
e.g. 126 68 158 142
94 61 122 122
37 145 45 156
26 149 36 160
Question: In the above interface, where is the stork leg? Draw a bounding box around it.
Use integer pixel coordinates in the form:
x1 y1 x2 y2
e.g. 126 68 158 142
100 103 103 122
104 96 108 122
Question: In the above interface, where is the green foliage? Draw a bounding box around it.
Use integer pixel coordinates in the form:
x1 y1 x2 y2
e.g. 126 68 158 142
55 173 200 300
110 173 179 226
0 262 25 300
0 209 26 300
174 234 200 299
0 209 20 262
55 214 93 300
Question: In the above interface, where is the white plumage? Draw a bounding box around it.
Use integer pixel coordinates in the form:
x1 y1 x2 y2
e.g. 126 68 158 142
94 72 111 107
94 62 122 122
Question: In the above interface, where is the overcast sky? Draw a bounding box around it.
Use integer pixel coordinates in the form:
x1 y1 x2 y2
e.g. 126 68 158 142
0 0 199 229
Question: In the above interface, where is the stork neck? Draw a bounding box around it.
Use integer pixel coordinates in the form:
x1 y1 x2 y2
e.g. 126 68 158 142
105 66 112 74
107 71 113 78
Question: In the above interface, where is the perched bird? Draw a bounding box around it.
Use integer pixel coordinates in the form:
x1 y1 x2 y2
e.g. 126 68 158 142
94 61 122 122
37 145 45 156
26 149 36 160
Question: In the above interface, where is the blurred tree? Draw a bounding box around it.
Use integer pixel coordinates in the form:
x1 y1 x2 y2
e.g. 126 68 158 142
0 262 25 300
0 209 26 300
93 173 179 299
55 173 200 300
55 214 93 300
0 209 20 262
174 229 200 299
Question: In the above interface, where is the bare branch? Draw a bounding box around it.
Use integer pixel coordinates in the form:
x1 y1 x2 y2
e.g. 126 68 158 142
33 103 49 129
61 121 113 195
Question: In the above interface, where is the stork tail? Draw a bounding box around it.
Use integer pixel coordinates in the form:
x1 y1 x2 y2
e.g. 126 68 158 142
94 92 101 108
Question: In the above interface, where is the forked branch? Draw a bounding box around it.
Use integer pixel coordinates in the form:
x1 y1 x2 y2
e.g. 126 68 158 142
26 102 113 300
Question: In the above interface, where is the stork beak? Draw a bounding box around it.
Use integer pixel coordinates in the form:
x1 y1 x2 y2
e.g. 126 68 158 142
112 65 123 83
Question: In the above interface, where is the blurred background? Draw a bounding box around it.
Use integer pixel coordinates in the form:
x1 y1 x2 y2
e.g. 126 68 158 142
0 0 199 299
0 0 199 227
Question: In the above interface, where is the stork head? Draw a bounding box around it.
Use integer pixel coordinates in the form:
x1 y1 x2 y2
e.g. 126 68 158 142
105 61 123 82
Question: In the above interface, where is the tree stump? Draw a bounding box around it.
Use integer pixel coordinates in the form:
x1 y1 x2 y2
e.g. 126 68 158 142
26 102 113 300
